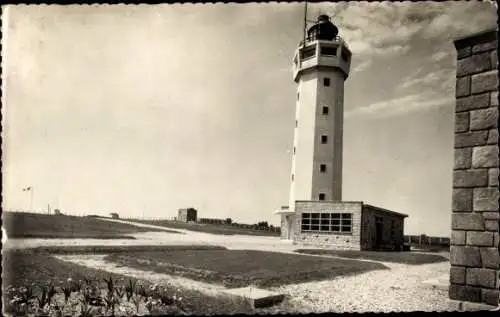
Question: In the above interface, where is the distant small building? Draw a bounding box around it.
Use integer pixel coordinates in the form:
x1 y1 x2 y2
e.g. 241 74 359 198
110 213 119 219
54 209 62 215
177 208 197 222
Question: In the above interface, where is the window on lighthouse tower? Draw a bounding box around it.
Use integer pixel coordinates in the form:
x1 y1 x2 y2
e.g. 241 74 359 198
321 135 328 144
323 78 330 87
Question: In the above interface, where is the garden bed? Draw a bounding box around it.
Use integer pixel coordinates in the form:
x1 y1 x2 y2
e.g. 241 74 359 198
2 249 293 316
294 249 449 265
104 249 389 288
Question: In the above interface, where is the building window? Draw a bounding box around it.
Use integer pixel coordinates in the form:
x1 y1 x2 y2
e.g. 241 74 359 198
291 174 294 181
341 47 350 63
322 106 329 115
295 120 298 128
320 46 337 56
320 164 326 172
301 45 316 60
323 77 330 87
293 147 296 154
301 212 352 233
321 135 328 144
318 193 326 200
297 92 300 100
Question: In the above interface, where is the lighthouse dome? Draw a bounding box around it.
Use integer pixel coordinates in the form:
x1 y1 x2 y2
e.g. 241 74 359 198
307 14 339 41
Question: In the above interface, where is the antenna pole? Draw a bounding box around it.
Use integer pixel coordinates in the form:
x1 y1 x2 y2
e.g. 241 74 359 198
302 1 308 46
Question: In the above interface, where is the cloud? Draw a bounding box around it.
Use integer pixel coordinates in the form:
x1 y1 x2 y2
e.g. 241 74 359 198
397 66 455 91
431 50 450 62
345 92 451 119
352 59 372 73
312 2 497 58
399 70 441 89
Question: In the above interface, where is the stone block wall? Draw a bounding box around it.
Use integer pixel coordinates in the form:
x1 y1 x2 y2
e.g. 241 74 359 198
450 29 499 306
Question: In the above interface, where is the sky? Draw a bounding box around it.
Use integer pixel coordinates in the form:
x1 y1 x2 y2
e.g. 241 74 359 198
1 2 497 236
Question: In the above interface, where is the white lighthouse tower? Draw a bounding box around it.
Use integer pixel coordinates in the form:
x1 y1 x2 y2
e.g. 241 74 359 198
290 14 351 207
275 14 352 240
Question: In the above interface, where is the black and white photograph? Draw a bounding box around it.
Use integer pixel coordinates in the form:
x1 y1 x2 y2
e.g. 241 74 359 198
1 1 499 315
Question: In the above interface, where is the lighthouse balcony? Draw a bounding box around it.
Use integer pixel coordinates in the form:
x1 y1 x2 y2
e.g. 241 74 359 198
293 39 351 82
299 34 350 50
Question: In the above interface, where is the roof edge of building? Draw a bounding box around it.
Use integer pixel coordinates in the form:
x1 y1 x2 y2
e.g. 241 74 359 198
362 204 409 218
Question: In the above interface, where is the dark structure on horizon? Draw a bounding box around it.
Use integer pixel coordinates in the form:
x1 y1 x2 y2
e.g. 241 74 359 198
178 208 197 222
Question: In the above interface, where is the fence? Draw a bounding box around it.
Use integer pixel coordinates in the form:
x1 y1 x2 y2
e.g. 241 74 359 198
404 235 450 249
121 216 177 222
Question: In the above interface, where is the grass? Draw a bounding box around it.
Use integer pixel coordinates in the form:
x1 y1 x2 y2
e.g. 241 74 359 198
2 249 294 315
294 249 449 265
104 249 389 288
3 212 182 239
122 218 280 237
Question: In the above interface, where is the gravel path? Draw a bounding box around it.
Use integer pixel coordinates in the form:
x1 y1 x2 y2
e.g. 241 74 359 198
270 260 452 313
54 254 227 297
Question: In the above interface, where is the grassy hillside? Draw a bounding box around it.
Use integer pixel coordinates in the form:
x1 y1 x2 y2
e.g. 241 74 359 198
126 219 281 237
3 212 182 239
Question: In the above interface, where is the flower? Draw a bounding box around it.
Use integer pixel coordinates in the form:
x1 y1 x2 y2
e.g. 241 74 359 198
9 295 22 305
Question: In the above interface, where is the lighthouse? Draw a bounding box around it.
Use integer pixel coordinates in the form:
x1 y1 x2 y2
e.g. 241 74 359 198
274 13 408 251
274 13 353 241
290 14 351 208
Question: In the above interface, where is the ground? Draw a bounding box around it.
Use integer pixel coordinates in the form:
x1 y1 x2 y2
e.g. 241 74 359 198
3 212 181 239
295 249 448 265
103 249 388 288
118 218 280 236
3 217 458 314
2 249 283 316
